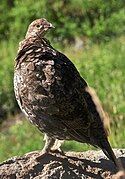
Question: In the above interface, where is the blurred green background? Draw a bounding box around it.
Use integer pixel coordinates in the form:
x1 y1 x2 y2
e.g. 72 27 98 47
0 0 125 163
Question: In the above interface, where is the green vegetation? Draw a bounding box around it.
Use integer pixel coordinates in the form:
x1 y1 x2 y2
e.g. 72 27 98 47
0 40 18 119
0 36 125 162
1 0 125 42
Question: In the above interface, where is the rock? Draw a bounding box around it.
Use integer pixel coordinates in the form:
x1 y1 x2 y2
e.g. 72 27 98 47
0 149 125 179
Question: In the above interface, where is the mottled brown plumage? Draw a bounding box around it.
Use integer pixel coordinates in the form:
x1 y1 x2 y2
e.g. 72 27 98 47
14 18 117 165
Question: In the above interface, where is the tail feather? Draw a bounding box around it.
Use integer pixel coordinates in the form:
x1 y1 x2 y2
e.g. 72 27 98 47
98 138 117 166
85 87 118 167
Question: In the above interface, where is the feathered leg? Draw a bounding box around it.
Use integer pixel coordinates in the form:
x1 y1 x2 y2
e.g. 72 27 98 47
41 134 64 154
51 139 64 152
41 134 56 154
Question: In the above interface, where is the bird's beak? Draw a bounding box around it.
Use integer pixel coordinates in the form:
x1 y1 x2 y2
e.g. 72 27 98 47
48 23 55 28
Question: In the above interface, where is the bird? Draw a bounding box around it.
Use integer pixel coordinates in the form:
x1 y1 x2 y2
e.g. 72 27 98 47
14 18 117 166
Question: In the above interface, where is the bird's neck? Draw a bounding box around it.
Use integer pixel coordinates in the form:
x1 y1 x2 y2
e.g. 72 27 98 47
18 36 51 52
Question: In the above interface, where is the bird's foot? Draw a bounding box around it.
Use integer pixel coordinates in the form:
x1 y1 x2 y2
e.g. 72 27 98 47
36 148 51 161
38 147 65 157
39 148 50 156
37 134 65 159
51 139 64 154
50 148 65 155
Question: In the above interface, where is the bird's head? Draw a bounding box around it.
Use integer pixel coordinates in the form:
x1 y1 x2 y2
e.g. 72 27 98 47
25 18 54 38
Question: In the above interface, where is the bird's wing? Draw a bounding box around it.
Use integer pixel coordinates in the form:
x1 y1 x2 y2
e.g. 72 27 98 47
44 51 108 145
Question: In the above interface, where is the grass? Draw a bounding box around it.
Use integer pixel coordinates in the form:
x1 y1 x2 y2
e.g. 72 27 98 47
0 40 18 118
0 36 125 162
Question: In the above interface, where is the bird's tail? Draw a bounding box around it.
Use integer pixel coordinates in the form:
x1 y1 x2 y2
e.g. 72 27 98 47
85 87 118 167
98 138 118 167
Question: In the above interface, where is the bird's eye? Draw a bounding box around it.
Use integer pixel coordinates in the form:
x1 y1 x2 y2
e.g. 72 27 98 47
36 24 40 28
